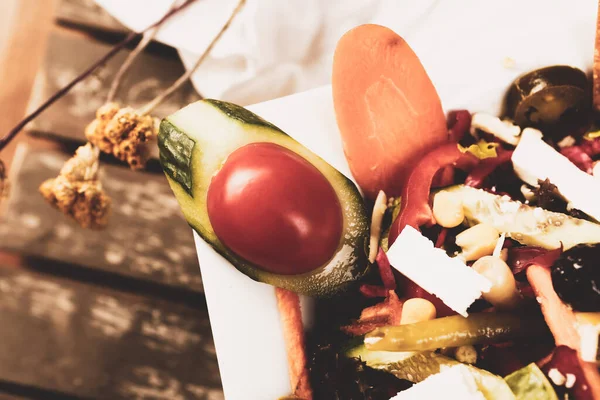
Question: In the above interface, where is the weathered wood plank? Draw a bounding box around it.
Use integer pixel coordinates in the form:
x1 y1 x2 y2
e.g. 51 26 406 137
0 393 37 400
27 29 201 155
56 0 126 34
0 145 203 293
0 266 223 399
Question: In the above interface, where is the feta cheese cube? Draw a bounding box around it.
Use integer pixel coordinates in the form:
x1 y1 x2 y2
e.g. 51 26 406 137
512 129 600 221
471 113 521 145
386 226 492 317
390 365 486 400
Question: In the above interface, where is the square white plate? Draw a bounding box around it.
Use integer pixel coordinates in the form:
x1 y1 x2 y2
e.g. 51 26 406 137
94 0 598 398
195 5 598 396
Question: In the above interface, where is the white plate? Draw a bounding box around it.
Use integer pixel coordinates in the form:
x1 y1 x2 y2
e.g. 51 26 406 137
95 1 598 398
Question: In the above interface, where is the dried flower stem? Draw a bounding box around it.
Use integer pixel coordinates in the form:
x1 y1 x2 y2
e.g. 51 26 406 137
0 0 198 154
107 0 179 103
106 32 155 103
139 0 246 115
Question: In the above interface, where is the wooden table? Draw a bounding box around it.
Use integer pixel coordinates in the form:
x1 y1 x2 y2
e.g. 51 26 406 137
0 1 222 399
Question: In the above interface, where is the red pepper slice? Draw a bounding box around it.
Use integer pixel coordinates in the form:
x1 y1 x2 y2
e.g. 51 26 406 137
507 246 562 277
388 143 478 245
561 146 594 174
359 284 389 298
581 136 600 157
465 149 514 188
434 228 448 248
376 248 396 289
447 110 472 142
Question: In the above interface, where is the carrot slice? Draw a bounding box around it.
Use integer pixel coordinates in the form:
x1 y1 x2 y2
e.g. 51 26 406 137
332 24 448 200
275 288 313 399
527 265 600 398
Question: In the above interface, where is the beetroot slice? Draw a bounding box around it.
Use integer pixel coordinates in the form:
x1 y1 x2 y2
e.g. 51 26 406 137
376 248 396 290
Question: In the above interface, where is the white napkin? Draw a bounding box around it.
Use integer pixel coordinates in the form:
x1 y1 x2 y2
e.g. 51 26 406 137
95 0 596 109
96 0 597 111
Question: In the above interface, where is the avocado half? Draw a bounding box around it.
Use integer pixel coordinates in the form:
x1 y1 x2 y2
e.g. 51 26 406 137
158 99 370 296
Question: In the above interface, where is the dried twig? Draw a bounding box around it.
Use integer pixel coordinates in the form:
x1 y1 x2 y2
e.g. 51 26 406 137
139 0 246 115
107 0 179 103
0 0 198 154
106 32 156 103
87 0 245 170
275 288 313 400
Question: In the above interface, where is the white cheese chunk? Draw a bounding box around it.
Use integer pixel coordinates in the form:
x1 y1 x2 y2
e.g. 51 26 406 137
390 365 486 400
593 161 600 178
578 324 600 363
387 226 491 317
512 129 600 221
471 113 521 145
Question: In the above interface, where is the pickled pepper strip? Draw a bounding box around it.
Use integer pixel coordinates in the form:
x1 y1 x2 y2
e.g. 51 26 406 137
388 143 478 245
364 312 550 352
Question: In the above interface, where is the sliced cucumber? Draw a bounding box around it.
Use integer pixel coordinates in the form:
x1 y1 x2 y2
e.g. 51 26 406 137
504 363 558 400
442 185 600 250
346 344 515 400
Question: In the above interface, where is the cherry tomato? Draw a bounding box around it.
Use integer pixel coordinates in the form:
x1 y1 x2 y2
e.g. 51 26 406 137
207 142 343 275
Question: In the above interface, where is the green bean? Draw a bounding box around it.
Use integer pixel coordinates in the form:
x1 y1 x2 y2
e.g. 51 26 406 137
364 312 550 352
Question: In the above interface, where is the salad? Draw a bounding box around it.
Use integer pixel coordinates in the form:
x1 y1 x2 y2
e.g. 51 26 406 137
159 24 600 399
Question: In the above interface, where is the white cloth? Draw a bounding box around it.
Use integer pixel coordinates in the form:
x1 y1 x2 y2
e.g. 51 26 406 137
95 0 597 109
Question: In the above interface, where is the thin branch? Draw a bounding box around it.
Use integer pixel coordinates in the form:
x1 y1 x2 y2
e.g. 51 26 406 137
139 0 246 115
0 0 198 154
107 0 179 103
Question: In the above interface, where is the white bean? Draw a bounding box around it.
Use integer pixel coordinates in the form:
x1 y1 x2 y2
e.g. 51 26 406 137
432 191 464 228
400 298 436 325
472 256 521 310
455 224 500 261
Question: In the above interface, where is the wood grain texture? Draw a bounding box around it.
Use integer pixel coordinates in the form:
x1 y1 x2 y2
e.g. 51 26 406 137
27 29 201 158
0 265 222 399
0 0 59 168
0 145 203 293
56 0 126 34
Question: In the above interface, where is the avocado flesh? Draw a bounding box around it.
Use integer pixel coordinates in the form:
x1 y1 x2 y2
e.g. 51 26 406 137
158 99 369 297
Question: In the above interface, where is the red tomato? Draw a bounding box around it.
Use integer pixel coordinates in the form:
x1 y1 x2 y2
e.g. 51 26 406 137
207 142 343 275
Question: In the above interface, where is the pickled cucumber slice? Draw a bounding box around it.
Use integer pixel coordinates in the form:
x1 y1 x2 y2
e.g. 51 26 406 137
504 363 558 400
346 345 515 399
442 185 600 250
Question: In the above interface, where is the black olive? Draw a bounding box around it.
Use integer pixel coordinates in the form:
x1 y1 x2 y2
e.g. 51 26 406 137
551 243 600 311
503 66 591 141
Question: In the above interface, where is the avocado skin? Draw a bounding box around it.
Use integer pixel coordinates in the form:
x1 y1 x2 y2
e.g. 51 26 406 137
158 99 370 297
